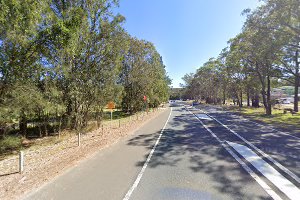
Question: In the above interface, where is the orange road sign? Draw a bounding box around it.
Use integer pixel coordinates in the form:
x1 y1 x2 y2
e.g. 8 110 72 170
107 101 115 109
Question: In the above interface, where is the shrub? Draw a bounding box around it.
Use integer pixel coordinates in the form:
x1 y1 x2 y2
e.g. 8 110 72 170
0 136 22 154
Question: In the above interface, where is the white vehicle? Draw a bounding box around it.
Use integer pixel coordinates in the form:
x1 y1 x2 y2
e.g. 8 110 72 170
280 98 293 104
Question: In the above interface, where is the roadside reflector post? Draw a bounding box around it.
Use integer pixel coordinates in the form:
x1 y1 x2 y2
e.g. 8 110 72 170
19 151 24 174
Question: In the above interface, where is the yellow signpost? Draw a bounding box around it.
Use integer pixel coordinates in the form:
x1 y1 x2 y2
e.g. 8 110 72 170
107 101 115 109
107 101 115 121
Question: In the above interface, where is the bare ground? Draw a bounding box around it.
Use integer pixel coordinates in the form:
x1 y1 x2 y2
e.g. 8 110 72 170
0 108 167 200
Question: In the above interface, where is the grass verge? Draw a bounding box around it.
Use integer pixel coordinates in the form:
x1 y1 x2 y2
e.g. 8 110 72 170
0 109 156 158
0 136 22 154
225 106 300 130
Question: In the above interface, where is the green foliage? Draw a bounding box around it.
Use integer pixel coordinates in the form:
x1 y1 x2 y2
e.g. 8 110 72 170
0 0 170 138
0 136 22 154
120 38 170 113
169 88 185 100
183 0 300 114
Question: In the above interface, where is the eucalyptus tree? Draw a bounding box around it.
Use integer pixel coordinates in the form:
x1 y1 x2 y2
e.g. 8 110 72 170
0 0 170 138
0 0 52 136
185 58 224 104
259 0 300 112
233 22 284 114
217 49 232 105
226 36 262 107
241 0 299 114
43 0 127 130
149 55 170 107
181 73 198 100
121 38 170 113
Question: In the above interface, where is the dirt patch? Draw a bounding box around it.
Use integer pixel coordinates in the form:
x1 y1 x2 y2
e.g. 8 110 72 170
0 108 168 200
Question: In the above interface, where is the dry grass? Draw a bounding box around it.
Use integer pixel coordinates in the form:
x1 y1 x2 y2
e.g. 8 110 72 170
0 108 165 200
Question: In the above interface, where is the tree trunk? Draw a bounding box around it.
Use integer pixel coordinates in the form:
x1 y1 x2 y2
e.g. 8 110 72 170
236 97 240 107
252 94 260 108
223 89 226 105
37 111 42 137
266 76 272 115
294 75 299 112
261 89 267 107
63 98 73 128
19 109 27 137
58 116 62 138
39 123 42 138
239 90 243 107
247 89 250 107
44 114 48 137
294 50 299 112
256 65 268 112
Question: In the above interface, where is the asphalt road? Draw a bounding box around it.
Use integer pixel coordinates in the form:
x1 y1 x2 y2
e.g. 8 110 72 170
194 104 300 179
23 103 300 200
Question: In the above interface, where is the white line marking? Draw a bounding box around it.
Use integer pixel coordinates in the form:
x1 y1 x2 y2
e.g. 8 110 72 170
187 109 282 200
227 141 300 200
200 109 300 184
123 108 172 200
195 114 213 120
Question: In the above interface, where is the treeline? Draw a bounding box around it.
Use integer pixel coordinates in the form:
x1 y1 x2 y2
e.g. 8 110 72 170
183 0 299 115
0 0 170 138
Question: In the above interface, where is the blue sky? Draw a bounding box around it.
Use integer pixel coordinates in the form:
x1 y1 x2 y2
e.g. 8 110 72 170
116 0 261 87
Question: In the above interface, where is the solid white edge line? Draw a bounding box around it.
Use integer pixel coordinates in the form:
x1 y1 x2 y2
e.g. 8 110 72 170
187 109 283 200
123 107 172 200
201 109 300 185
227 141 300 200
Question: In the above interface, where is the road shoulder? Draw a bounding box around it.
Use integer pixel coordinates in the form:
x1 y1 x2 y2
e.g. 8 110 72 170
1 108 169 200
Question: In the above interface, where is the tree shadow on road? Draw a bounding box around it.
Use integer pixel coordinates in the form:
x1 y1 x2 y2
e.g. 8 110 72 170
201 107 300 181
127 108 272 200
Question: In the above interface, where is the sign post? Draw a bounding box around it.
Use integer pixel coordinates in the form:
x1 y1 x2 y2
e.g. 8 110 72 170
107 101 116 121
110 109 113 121
107 101 115 128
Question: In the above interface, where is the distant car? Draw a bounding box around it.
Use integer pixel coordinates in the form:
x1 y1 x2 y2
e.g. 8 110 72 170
282 100 291 104
279 98 293 104
192 101 200 106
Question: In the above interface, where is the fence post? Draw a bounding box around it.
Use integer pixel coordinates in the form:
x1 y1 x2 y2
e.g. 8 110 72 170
19 151 24 174
119 119 121 128
78 132 81 146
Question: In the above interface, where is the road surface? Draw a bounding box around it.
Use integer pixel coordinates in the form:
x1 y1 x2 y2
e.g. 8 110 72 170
23 103 300 200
